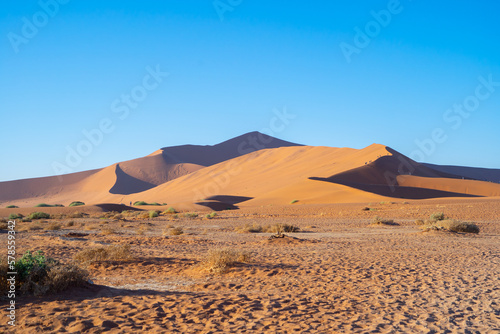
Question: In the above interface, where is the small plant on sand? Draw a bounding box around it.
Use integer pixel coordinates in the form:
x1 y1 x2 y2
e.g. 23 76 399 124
44 222 62 231
430 212 445 222
165 227 184 235
235 224 263 233
266 223 300 233
66 221 75 227
74 244 132 265
69 201 85 207
205 212 217 219
6 205 18 208
8 213 23 220
290 199 299 204
163 207 177 214
198 248 251 274
371 216 398 226
28 212 51 220
432 219 480 234
35 203 63 208
101 228 116 235
184 212 198 218
0 250 89 296
149 210 159 218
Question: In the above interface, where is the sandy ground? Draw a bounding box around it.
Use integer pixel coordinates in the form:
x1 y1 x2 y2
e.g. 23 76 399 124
1 199 499 333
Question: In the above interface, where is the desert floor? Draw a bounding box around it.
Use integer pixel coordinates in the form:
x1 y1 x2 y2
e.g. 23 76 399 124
1 198 499 333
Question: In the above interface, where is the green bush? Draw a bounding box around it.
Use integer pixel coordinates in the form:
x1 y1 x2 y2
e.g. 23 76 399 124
184 212 199 218
163 207 177 214
6 205 18 208
28 212 51 220
69 201 85 207
205 212 217 219
35 203 64 208
430 212 445 221
0 250 89 296
149 210 159 218
290 199 299 204
133 201 148 206
8 213 23 220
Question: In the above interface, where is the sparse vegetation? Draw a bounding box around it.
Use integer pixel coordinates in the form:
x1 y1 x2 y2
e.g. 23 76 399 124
6 205 18 208
198 248 251 274
35 203 63 208
166 227 184 235
267 223 300 233
430 219 480 234
184 212 199 218
73 244 132 265
101 228 116 235
8 213 23 220
133 201 161 206
290 199 299 204
205 212 217 219
148 210 159 218
163 207 177 214
69 201 85 207
0 250 89 296
44 222 62 231
235 224 263 233
28 212 51 220
430 212 445 221
371 216 398 226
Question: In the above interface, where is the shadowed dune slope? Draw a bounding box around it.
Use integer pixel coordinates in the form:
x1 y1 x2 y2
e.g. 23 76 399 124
309 148 500 199
423 163 500 183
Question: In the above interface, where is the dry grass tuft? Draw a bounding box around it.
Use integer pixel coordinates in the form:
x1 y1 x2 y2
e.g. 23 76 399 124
198 248 251 274
371 216 398 226
266 223 300 233
235 224 264 233
44 222 62 231
435 219 480 234
430 212 445 221
74 244 132 265
101 227 116 235
164 227 183 235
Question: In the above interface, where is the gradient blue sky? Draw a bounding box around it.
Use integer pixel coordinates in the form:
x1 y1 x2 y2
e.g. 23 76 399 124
1 0 499 181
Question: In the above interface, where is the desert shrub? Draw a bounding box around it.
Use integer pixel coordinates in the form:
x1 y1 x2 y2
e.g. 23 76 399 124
205 212 217 219
66 221 75 227
199 248 251 274
8 213 23 220
266 223 300 233
149 210 159 218
133 201 160 206
67 212 86 219
163 207 177 214
74 244 132 265
101 228 116 235
44 223 61 231
166 227 183 235
150 202 161 206
436 220 480 234
6 205 18 208
35 203 63 208
235 224 263 233
430 212 445 221
28 212 51 220
290 199 299 204
184 212 198 218
371 216 398 226
414 219 425 226
0 250 89 296
69 201 85 207
112 213 124 220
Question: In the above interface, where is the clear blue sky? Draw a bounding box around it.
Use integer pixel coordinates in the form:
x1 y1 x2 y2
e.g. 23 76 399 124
1 0 499 181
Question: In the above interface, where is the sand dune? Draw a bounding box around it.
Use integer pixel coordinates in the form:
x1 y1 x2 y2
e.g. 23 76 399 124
424 163 500 183
1 133 499 208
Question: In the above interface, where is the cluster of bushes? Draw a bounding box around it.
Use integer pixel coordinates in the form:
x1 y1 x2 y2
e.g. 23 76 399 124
69 201 85 207
419 212 480 234
35 203 64 208
0 251 88 296
235 223 300 233
133 201 165 206
198 248 251 274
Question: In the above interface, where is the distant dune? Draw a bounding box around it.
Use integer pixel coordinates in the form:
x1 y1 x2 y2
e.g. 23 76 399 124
1 132 499 209
423 163 500 183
